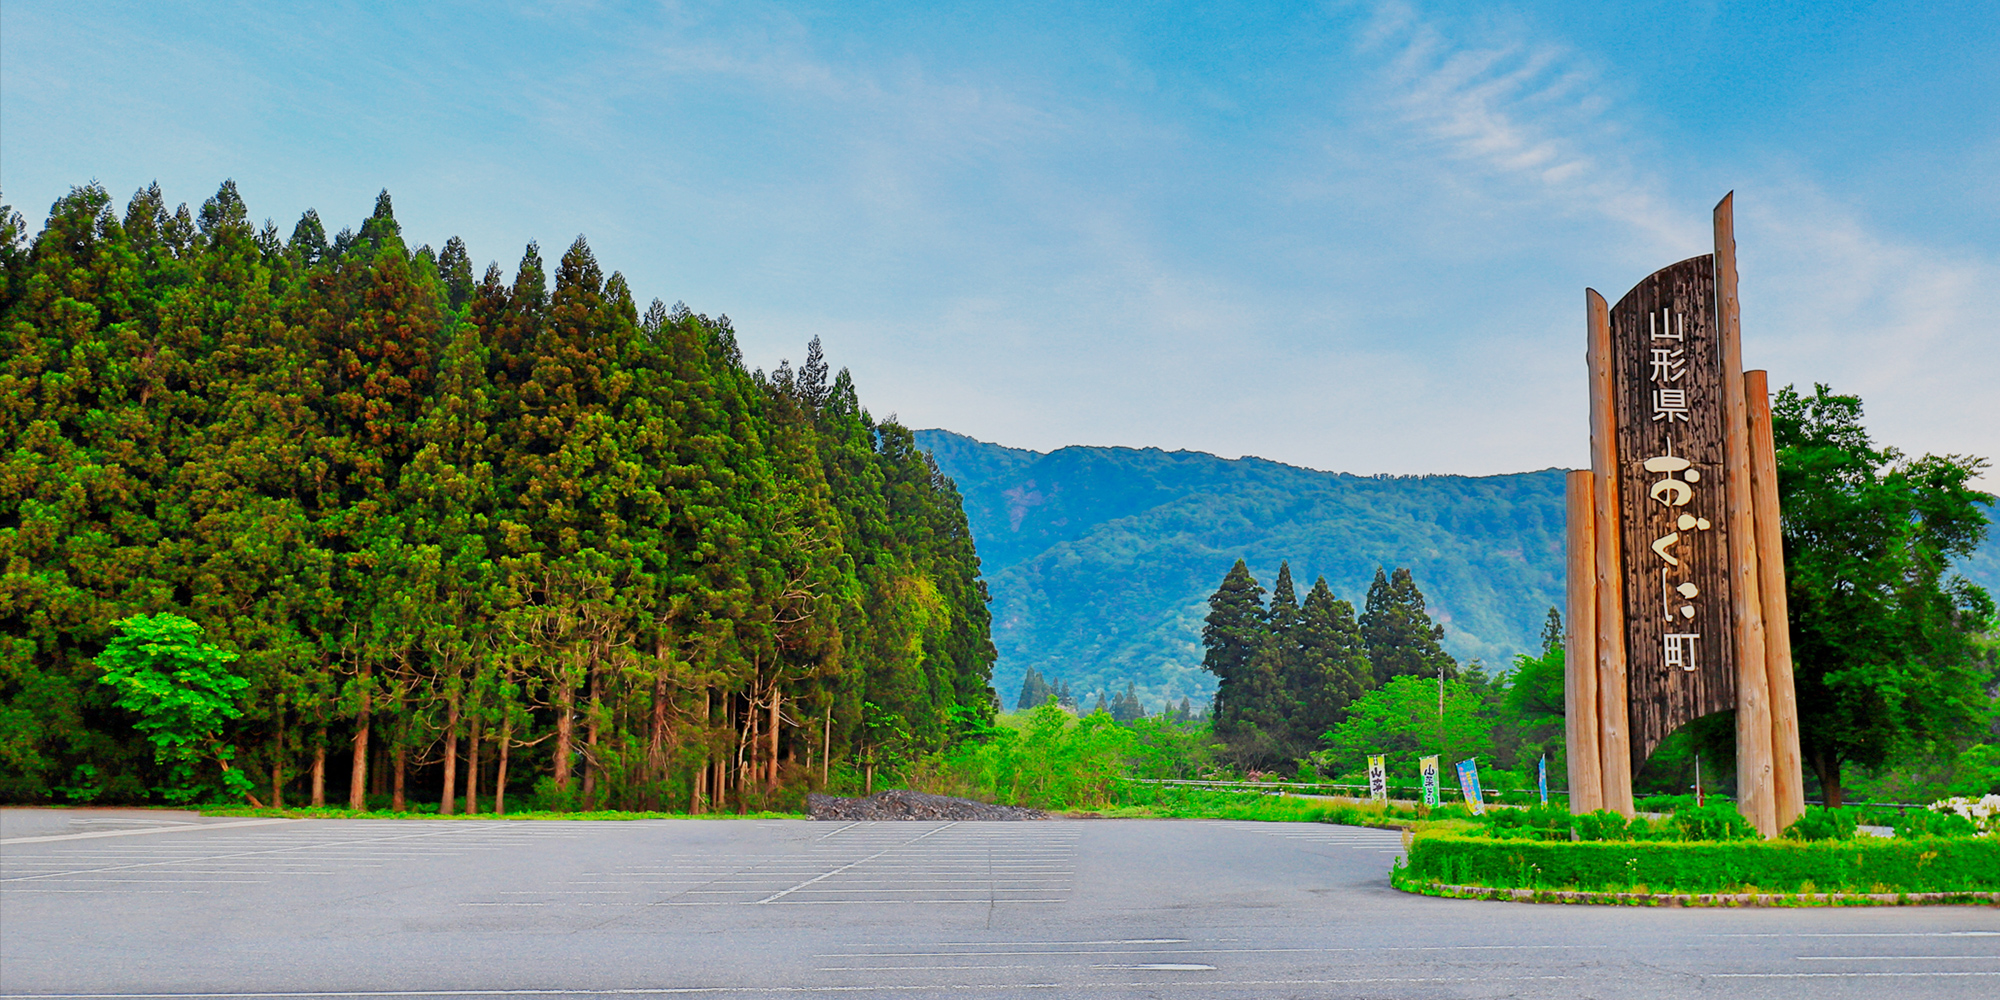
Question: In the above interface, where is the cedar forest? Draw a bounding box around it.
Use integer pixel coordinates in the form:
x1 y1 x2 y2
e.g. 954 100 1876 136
0 182 994 811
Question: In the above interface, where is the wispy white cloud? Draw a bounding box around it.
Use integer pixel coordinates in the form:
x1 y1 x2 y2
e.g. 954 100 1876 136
1342 0 1999 481
1353 0 1702 254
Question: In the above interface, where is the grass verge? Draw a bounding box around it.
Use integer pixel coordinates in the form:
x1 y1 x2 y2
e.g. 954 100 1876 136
1396 878 1999 907
1396 831 2000 898
198 806 804 821
1069 786 1473 834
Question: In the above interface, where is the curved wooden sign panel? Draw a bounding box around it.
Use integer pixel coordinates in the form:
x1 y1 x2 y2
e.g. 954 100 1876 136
1610 254 1737 767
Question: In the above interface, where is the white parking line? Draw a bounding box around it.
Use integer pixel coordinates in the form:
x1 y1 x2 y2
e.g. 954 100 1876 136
753 824 960 904
0 974 1589 997
0 819 296 845
1796 956 1999 961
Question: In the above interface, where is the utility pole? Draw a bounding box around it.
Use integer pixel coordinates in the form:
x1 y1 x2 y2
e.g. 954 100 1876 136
1437 660 1445 753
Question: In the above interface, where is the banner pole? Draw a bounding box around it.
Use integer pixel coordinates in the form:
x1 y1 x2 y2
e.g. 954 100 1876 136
1586 288 1634 817
1564 469 1603 814
1715 193 1778 838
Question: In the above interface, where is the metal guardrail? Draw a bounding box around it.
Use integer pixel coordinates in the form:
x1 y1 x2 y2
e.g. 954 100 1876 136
1126 778 1940 812
1124 777 1551 802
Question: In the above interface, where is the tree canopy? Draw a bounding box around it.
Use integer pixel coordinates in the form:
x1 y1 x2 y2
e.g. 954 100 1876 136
1774 384 1995 806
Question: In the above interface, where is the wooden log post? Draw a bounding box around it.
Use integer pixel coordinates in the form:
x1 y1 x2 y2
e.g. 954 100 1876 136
1714 193 1778 838
1564 469 1604 814
1745 368 1805 829
1586 288 1634 817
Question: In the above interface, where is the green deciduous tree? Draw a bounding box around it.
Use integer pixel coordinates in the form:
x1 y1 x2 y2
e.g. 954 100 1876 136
1774 384 1995 806
96 614 255 804
1321 675 1492 780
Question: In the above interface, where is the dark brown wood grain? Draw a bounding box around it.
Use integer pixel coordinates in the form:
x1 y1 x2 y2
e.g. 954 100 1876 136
1609 254 1737 769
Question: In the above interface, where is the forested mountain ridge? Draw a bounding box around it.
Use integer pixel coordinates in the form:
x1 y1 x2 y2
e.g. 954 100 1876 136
914 430 1570 711
0 182 994 808
916 437 2000 720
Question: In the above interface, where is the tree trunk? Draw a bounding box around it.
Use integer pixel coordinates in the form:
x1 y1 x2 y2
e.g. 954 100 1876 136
696 687 712 814
822 699 832 787
392 740 407 812
1812 750 1843 809
692 759 707 814
554 659 576 796
736 694 750 812
371 741 389 798
311 733 326 807
466 715 482 815
768 690 781 790
270 721 284 809
582 662 600 810
219 756 263 807
441 693 460 815
348 669 371 811
495 714 512 815
648 668 669 809
745 690 759 797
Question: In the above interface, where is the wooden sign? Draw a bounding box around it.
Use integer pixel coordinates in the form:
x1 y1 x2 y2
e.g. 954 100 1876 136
1608 255 1737 767
1567 193 1806 837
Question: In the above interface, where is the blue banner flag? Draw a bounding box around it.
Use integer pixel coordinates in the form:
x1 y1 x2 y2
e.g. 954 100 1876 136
1538 755 1548 806
1455 758 1485 815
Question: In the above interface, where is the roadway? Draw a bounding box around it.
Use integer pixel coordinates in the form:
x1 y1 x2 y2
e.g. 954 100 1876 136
1 810 1994 998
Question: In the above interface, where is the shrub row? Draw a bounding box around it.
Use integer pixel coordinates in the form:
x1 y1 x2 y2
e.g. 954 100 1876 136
1402 833 2000 894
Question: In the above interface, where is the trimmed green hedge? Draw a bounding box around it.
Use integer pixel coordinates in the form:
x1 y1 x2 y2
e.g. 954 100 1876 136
1402 833 2000 894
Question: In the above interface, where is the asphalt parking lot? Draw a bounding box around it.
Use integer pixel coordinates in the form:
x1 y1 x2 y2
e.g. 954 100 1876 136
2 811 1994 998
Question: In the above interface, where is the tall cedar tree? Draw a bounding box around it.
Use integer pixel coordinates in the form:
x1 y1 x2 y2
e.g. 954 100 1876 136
1359 567 1457 684
1201 559 1266 731
1291 576 1369 742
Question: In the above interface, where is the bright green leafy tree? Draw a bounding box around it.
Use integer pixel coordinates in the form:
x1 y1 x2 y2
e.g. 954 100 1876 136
96 614 255 804
1320 675 1493 781
1773 384 1994 806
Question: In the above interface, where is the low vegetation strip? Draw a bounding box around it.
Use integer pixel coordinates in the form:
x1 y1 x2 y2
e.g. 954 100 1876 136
199 807 804 821
1400 881 2000 907
1399 833 2000 895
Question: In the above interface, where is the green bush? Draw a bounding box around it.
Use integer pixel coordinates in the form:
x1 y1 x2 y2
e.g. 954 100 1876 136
1636 794 1697 813
1401 833 2000 893
935 704 1138 809
1474 803 1756 843
1475 804 1574 840
1783 806 1858 841
1675 803 1760 841
1572 809 1668 841
1895 808 1979 839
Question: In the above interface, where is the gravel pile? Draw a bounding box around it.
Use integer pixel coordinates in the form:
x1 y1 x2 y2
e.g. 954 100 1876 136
806 789 1050 821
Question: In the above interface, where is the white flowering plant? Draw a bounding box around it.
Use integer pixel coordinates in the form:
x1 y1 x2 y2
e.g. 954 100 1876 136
1926 794 2000 836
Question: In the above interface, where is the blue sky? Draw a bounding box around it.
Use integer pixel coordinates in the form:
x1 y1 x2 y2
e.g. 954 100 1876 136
5 1 1995 483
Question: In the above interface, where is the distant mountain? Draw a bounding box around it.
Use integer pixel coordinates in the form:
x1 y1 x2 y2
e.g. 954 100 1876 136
916 430 1569 712
918 432 2000 715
